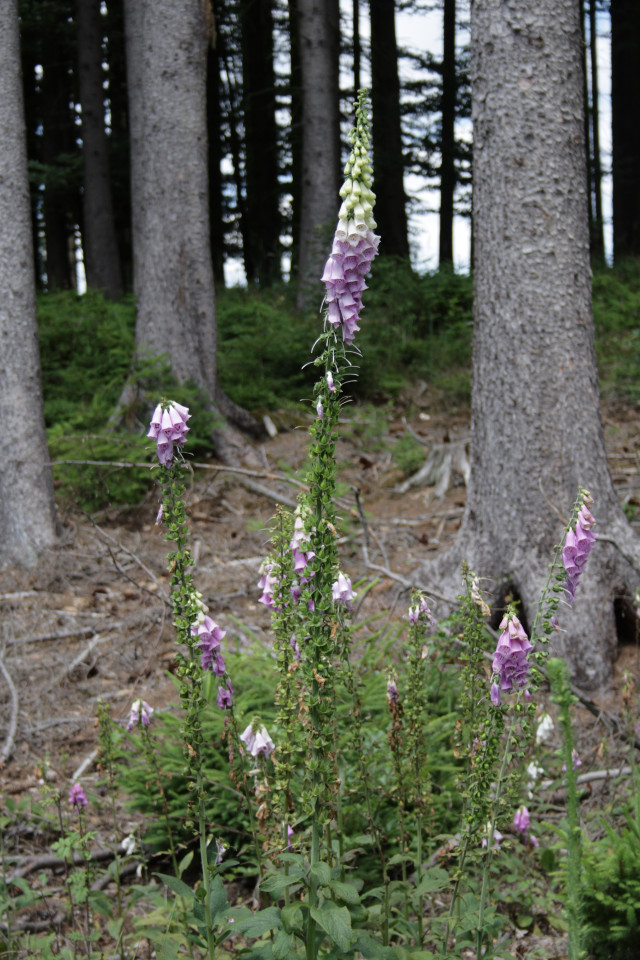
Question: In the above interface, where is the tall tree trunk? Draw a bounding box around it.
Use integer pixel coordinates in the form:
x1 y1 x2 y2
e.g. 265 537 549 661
353 0 361 95
370 0 409 258
588 0 604 260
208 41 226 287
420 0 640 689
295 0 340 310
104 0 133 291
611 0 640 260
240 0 281 285
439 0 456 267
40 43 75 290
124 0 218 394
0 0 58 565
76 0 123 298
287 0 303 279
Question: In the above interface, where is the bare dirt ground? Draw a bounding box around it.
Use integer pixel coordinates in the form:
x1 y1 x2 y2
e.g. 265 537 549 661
1 389 639 956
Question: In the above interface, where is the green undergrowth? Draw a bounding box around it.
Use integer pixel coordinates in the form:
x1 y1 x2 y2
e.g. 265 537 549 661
118 616 462 875
37 259 640 509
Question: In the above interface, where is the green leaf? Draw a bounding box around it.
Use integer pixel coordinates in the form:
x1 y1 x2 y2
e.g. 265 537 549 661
178 850 194 876
328 879 361 905
281 901 304 932
540 847 556 872
231 906 283 938
209 874 228 921
351 931 397 957
415 868 449 895
261 872 305 898
516 914 533 929
272 929 295 959
310 861 332 886
155 940 182 960
155 872 194 901
310 900 354 952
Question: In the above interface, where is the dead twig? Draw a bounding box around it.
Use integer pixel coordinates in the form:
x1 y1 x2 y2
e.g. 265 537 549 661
89 519 171 605
10 846 124 880
0 654 18 765
7 626 96 645
71 749 99 782
54 635 108 684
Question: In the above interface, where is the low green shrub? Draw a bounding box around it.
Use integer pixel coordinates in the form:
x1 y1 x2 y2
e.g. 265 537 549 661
582 784 640 960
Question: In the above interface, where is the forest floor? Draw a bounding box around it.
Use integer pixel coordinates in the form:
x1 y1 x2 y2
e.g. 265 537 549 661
1 386 639 958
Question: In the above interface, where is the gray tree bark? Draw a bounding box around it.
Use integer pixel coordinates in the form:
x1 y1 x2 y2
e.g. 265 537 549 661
295 0 340 310
419 0 640 688
77 0 123 299
123 0 260 448
124 0 218 395
0 0 59 566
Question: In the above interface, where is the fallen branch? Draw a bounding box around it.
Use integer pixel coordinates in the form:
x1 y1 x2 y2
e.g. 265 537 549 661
0 655 18 765
10 845 123 880
0 912 65 934
7 626 95 645
71 749 99 782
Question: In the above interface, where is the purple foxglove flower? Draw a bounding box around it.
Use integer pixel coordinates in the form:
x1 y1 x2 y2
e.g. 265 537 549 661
326 371 336 392
155 504 164 525
562 499 596 603
126 699 154 731
293 549 309 574
481 826 503 850
491 615 533 697
332 572 356 605
192 617 226 672
216 839 227 864
240 722 275 758
148 401 191 464
258 562 280 610
287 824 294 850
290 516 308 551
217 682 233 710
212 652 226 677
290 635 302 659
316 399 323 419
408 606 419 624
69 783 88 810
491 682 501 706
320 98 380 346
562 749 582 772
386 679 399 703
147 404 163 439
513 806 530 836
156 432 174 466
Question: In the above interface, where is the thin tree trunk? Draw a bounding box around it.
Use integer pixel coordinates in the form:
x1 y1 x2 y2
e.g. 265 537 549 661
370 0 409 258
611 0 640 260
288 0 303 279
104 0 133 291
40 47 75 290
208 41 226 287
76 0 123 298
439 0 456 267
353 0 361 95
588 0 604 260
0 0 59 565
419 0 640 689
295 0 340 310
240 0 281 285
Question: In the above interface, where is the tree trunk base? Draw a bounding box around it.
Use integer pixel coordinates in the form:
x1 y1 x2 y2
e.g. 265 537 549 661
415 506 640 690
